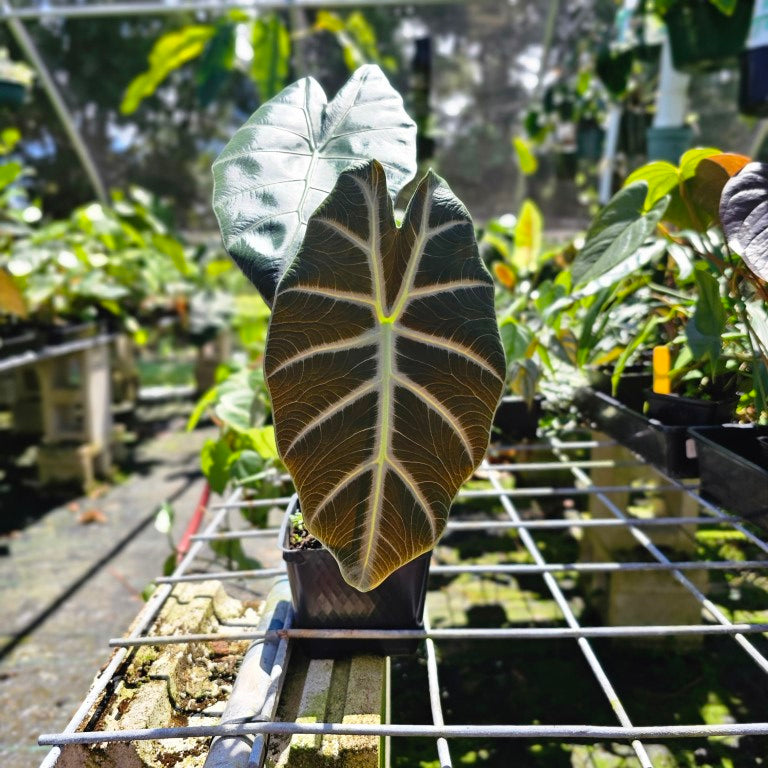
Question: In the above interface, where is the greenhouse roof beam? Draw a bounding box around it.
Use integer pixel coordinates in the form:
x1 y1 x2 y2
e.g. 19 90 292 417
0 0 457 21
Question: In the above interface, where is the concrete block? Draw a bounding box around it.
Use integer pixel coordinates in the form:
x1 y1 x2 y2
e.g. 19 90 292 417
268 655 385 768
58 581 261 768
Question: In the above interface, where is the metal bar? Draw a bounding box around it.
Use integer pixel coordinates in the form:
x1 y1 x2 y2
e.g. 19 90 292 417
36 501 235 768
490 439 615 452
107 622 768 648
552 439 768 677
477 459 643 471
190 514 742 543
0 333 114 373
154 556 765 586
1 0 466 20
423 614 453 768
39 720 768 746
4 5 107 204
212 482 697 510
485 469 653 767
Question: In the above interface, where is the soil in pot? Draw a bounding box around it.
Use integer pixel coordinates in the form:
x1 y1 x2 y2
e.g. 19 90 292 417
281 502 430 658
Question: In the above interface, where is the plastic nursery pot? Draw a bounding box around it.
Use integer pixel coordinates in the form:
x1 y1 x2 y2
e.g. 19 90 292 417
645 391 736 427
663 0 754 73
574 387 699 478
0 80 26 107
491 394 544 443
689 425 768 527
646 125 693 163
586 366 652 413
758 437 768 468
280 496 430 659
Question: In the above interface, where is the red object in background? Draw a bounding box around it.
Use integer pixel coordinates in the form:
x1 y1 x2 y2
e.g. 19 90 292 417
176 482 210 563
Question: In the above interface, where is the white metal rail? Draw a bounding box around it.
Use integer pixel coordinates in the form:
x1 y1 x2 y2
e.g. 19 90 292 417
37 435 768 767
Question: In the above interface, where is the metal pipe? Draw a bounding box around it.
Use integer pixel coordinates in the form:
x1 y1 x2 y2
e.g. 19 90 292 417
423 614 453 768
107 621 768 649
1 0 460 20
4 5 108 204
39 720 768 746
486 470 653 768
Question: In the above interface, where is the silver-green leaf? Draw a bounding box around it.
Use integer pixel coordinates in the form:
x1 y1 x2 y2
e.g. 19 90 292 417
212 65 417 305
264 161 505 591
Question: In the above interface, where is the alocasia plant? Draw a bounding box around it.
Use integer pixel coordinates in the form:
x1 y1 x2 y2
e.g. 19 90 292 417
212 64 417 306
214 67 505 591
264 160 505 590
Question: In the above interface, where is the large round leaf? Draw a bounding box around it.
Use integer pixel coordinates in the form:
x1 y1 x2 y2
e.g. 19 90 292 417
212 65 417 306
265 161 505 591
720 162 768 281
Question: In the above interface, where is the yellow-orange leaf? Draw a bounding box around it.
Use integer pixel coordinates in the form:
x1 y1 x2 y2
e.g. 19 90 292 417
493 261 517 289
0 268 26 317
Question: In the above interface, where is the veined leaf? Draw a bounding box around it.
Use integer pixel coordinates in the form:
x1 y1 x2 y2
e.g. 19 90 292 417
265 161 505 590
512 200 542 273
570 182 668 287
625 161 678 209
720 162 768 281
212 65 417 306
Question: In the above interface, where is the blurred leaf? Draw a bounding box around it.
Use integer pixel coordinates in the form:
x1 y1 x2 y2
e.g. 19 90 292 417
200 438 233 494
512 137 538 176
571 183 668 286
121 25 216 114
499 318 533 362
154 502 175 534
0 160 22 191
209 538 262 570
688 153 751 229
251 14 291 100
152 233 190 275
0 268 26 317
685 268 726 376
196 22 235 106
245 425 278 459
667 242 694 279
187 384 218 431
720 162 768 280
492 261 516 289
678 147 720 181
512 200 542 273
625 161 678 208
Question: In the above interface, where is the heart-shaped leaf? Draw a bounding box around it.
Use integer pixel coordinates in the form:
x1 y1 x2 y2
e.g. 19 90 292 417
265 160 505 590
212 65 417 305
720 162 768 280
570 182 669 286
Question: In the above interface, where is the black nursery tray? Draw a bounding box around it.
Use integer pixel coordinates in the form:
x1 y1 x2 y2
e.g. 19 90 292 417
689 425 768 528
491 394 544 443
574 387 698 478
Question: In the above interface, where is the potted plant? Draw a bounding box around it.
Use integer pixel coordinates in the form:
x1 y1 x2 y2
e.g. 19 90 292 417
212 65 506 656
654 0 755 73
567 150 768 484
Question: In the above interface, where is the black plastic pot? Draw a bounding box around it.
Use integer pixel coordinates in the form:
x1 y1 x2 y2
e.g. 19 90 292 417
758 436 768 467
586 366 652 413
280 498 430 658
664 0 754 72
492 394 543 443
0 327 38 359
43 320 99 346
575 387 699 478
689 425 768 527
645 391 736 426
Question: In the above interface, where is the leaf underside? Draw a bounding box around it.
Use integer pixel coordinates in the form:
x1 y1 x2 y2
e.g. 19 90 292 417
720 162 768 281
212 65 417 305
264 161 506 590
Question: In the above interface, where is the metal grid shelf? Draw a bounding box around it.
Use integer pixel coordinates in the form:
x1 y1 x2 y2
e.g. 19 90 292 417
37 433 768 768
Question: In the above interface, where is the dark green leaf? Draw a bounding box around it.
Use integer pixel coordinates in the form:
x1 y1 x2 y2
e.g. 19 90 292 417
250 14 290 101
197 22 236 107
265 161 505 590
571 183 668 286
685 268 726 376
720 162 768 281
500 318 533 363
200 438 233 494
212 66 417 305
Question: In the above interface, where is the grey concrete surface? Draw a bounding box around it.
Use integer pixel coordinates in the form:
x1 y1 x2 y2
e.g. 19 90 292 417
0 421 215 768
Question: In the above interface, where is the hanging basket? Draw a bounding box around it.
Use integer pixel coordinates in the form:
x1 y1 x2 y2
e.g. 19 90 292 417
663 0 754 73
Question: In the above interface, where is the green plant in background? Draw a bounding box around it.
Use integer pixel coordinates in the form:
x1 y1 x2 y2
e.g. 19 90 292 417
560 148 768 422
121 9 396 116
